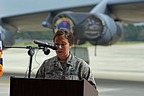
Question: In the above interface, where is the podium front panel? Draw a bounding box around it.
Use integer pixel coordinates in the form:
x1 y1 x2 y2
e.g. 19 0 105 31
10 77 84 96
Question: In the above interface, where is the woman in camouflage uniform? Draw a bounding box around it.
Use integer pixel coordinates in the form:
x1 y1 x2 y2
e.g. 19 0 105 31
36 28 98 90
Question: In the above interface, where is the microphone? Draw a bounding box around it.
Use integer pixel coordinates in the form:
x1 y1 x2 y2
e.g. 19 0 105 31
34 40 58 50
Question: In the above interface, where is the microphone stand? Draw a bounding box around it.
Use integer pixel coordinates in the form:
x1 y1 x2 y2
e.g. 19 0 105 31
4 46 50 78
27 46 35 78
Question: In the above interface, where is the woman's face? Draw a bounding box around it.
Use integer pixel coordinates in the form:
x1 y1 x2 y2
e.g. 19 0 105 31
54 35 72 61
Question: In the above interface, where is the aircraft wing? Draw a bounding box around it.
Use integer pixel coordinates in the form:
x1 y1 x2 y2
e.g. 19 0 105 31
0 5 97 33
1 0 144 33
0 0 144 46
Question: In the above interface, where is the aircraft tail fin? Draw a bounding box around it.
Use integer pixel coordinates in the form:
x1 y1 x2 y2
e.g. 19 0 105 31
0 64 3 76
0 31 3 76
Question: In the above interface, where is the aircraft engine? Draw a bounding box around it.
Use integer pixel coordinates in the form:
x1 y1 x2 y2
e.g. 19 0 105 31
0 27 15 47
52 11 122 45
88 13 123 45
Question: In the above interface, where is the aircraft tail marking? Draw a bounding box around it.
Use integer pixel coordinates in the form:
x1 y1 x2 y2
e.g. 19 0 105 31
0 31 3 76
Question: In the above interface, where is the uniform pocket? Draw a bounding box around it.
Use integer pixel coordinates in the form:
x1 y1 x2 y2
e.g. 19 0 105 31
45 71 62 79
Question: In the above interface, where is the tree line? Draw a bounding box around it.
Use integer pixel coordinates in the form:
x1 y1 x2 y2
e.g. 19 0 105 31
122 24 144 41
15 24 144 43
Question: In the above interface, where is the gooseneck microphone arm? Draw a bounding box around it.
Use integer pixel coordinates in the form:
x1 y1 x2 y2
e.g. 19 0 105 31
34 40 58 50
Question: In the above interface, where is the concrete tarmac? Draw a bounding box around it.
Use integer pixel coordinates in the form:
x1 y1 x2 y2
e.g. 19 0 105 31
1 43 144 82
89 44 144 82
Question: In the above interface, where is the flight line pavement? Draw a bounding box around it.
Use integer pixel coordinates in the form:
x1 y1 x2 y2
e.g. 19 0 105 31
2 43 144 82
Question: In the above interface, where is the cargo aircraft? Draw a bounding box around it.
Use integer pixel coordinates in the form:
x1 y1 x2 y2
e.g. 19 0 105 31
0 0 144 76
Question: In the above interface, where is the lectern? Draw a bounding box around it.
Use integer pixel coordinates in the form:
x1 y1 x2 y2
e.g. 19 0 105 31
10 76 98 96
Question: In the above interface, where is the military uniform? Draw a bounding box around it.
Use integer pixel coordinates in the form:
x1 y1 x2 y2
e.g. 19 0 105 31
36 53 97 89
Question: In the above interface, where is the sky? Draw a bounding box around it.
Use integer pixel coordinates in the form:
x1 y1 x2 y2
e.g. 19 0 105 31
0 0 99 17
0 0 62 16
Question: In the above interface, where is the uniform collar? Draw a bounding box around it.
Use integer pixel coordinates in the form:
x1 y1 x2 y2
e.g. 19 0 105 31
53 53 74 66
